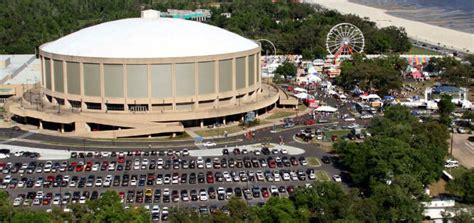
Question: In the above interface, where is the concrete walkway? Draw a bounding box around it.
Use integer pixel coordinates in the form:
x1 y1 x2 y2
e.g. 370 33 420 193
186 107 313 141
188 143 305 157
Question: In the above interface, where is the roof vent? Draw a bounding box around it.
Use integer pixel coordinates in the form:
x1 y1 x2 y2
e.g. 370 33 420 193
141 9 161 19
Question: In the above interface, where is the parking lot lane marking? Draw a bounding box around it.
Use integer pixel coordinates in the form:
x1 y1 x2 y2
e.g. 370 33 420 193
1 130 38 144
464 141 474 154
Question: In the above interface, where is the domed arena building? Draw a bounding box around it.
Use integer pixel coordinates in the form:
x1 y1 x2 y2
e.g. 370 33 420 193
6 10 289 138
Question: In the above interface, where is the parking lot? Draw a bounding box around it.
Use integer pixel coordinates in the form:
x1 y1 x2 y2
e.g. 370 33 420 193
0 145 324 221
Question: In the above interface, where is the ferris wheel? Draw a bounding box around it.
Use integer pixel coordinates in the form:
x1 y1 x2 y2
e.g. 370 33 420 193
326 23 365 61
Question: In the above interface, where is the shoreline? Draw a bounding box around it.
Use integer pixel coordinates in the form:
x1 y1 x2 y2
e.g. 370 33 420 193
306 0 474 53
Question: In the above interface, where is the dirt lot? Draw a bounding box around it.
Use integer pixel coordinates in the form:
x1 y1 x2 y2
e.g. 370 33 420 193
451 133 474 169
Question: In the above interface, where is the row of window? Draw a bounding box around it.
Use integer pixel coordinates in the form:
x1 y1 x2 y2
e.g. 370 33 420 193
43 55 259 98
47 92 254 112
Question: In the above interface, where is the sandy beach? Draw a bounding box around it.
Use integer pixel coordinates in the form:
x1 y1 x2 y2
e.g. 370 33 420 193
306 0 474 53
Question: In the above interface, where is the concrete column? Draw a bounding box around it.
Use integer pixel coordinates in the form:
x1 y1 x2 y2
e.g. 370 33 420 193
61 124 64 133
172 63 176 110
123 64 128 112
231 58 237 105
223 117 226 125
50 59 55 92
39 121 43 129
40 57 45 89
147 64 152 111
200 120 204 128
63 60 68 95
194 62 199 110
214 60 219 108
99 63 106 111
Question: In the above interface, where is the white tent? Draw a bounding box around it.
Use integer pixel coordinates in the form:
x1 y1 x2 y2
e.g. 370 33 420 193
308 66 318 75
294 87 307 93
315 105 337 112
361 94 381 100
295 92 309 99
308 74 322 83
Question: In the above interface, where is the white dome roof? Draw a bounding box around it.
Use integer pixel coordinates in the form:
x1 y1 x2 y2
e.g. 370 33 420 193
41 18 259 58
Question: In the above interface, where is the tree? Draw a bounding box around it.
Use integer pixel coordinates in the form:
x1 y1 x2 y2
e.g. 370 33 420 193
446 169 474 204
337 54 405 95
274 62 297 80
438 94 455 126
335 105 448 186
257 197 308 223
225 197 259 222
0 191 14 222
292 182 349 222
10 211 51 223
78 190 150 223
368 184 424 222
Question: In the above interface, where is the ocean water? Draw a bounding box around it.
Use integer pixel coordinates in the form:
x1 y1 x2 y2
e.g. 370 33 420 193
350 0 474 34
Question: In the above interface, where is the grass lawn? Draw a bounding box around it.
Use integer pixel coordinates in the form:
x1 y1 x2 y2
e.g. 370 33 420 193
324 130 350 140
316 171 330 182
447 166 468 178
195 125 244 137
298 104 307 111
312 141 335 153
89 132 191 142
307 157 321 167
266 111 295 120
407 46 441 55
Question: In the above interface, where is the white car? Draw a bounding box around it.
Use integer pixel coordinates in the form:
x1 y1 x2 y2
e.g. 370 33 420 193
344 117 356 122
256 171 265 181
3 175 12 184
273 171 281 182
280 149 288 154
95 178 103 187
79 196 86 204
223 171 232 182
282 172 290 181
199 191 208 201
36 191 44 199
445 159 459 168
457 127 467 134
103 175 112 187
333 175 342 182
270 185 278 194
92 163 99 171
203 141 216 147
130 178 137 186
162 207 169 217
151 205 160 214
35 167 43 173
33 198 41 205
107 163 115 171
182 149 189 156
13 197 23 206
52 197 60 205
360 114 374 119
17 181 25 188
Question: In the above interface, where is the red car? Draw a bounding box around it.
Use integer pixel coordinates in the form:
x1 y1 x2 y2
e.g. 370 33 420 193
261 188 270 198
268 160 276 168
118 192 125 202
75 165 84 172
118 157 125 163
304 120 316 125
207 172 215 183
287 186 295 193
